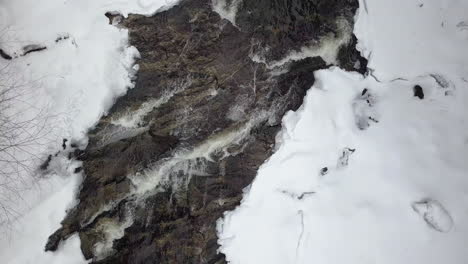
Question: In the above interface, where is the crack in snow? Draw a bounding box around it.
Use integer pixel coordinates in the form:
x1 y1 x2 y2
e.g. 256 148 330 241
295 210 305 263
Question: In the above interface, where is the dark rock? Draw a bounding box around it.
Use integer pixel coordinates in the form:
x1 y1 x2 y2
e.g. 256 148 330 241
39 155 53 171
320 167 328 176
105 11 124 25
55 34 70 43
45 229 63 251
0 48 12 60
235 0 359 63
337 34 368 74
46 0 366 263
413 85 424 99
22 44 47 56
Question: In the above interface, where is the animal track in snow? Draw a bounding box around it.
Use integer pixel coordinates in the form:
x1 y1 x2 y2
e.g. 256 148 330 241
412 199 454 233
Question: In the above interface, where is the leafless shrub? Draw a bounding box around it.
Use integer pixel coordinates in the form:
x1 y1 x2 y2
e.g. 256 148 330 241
0 60 51 225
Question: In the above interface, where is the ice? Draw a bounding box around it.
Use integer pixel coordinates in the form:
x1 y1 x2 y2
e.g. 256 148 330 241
253 18 353 68
211 0 242 26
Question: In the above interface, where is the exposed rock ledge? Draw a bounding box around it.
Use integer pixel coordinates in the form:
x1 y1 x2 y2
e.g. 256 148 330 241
46 0 366 263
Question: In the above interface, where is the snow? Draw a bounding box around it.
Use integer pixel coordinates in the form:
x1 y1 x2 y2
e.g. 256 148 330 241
355 0 468 81
0 0 178 263
412 199 454 233
218 1 468 264
0 175 85 264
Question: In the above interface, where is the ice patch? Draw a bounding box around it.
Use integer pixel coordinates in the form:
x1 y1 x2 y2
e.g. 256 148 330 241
94 212 134 261
111 76 192 128
211 0 243 26
131 111 269 196
253 18 353 68
96 125 149 148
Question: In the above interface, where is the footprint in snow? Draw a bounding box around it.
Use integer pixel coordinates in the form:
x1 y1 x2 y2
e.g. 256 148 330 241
337 147 356 169
319 167 329 176
316 147 356 179
412 199 454 233
429 74 450 89
353 88 379 130
428 74 455 96
456 21 468 31
456 21 468 39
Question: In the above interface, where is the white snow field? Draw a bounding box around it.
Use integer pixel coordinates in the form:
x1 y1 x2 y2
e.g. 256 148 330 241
218 0 468 264
0 0 178 263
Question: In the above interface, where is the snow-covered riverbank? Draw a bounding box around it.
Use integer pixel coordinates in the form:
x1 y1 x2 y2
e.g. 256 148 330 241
218 1 468 263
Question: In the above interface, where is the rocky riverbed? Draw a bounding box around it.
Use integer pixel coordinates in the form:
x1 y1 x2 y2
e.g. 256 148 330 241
45 0 366 263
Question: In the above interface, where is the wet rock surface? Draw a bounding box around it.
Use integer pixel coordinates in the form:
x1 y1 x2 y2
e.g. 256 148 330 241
46 0 365 263
234 0 360 63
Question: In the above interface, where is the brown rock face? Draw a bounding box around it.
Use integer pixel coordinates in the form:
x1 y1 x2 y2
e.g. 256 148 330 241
46 0 366 263
235 0 359 62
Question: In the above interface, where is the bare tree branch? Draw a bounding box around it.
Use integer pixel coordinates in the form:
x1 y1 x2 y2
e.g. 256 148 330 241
0 55 52 226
